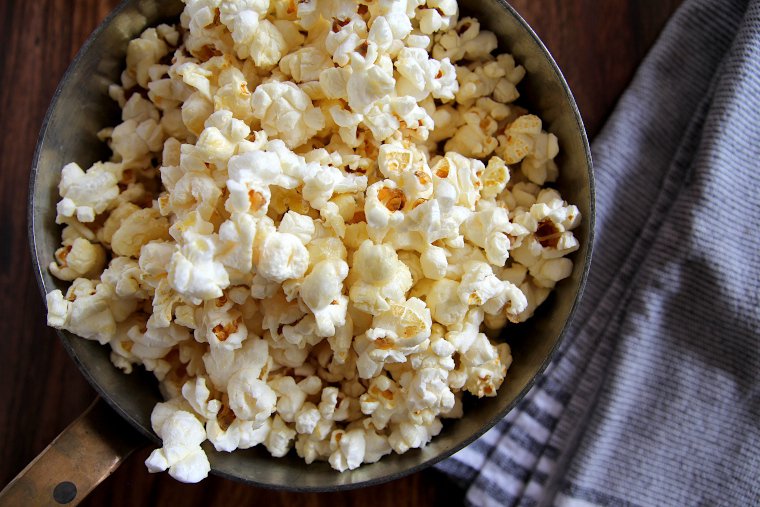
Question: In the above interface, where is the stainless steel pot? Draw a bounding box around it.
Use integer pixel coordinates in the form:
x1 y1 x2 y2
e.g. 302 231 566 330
13 0 593 501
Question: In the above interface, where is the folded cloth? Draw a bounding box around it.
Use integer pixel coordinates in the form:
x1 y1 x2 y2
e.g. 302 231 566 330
437 0 760 505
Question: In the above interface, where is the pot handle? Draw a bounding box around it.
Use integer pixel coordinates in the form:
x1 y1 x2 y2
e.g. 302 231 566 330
0 397 144 506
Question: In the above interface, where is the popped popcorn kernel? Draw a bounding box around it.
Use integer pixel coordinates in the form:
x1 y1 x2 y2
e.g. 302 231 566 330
49 238 107 281
251 81 325 149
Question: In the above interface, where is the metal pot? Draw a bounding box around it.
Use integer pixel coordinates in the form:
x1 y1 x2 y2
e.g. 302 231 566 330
12 0 593 501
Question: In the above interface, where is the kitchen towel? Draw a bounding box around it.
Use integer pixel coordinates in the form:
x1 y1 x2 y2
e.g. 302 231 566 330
437 0 760 505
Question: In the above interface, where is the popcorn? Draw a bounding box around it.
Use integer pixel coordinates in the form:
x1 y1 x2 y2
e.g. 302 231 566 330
420 244 448 280
278 211 316 244
182 377 221 420
301 259 350 337
349 240 413 315
294 402 323 435
356 297 432 378
401 184 470 246
122 94 160 123
359 374 402 429
280 47 332 83
388 418 443 454
407 365 455 415
182 92 214 136
432 17 492 63
510 190 581 268
347 64 396 114
498 114 559 185
207 414 271 452
480 156 510 199
226 11 288 67
134 318 190 354
110 117 164 163
111 208 171 258
228 367 277 422
46 0 582 479
457 261 527 316
144 400 211 483
195 109 250 166
325 16 369 67
256 231 310 283
531 188 582 232
511 279 552 323
265 415 297 457
328 428 366 472
444 106 499 158
46 279 117 345
251 81 325 148
462 206 513 266
417 0 458 34
362 181 406 242
460 334 511 397
273 20 306 52
365 96 434 142
269 375 309 423
225 149 295 216
530 257 574 288
431 153 483 210
320 67 351 102
139 241 176 286
296 430 332 464
168 218 230 304
302 164 368 212
56 162 119 223
126 27 171 89
217 213 257 275
166 171 223 221
213 67 256 123
510 181 541 208
426 278 468 327
377 138 434 203
203 334 270 391
195 296 248 350
49 238 106 281
395 47 458 102
46 290 71 329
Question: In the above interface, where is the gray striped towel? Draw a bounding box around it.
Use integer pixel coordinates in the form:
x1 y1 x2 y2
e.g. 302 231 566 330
437 0 760 504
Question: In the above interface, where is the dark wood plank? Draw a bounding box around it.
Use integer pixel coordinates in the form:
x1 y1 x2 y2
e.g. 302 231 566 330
511 0 685 137
0 0 682 505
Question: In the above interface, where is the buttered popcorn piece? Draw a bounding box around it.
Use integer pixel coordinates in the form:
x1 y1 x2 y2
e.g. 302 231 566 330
145 400 211 483
168 235 229 303
349 240 413 315
111 208 171 258
301 258 350 337
257 231 310 283
498 114 560 185
196 110 251 166
227 366 277 423
46 279 119 345
56 163 119 223
49 238 107 281
357 297 433 378
251 81 325 149
46 0 583 479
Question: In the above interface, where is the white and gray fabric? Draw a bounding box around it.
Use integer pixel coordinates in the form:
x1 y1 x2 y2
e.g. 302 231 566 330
437 0 760 505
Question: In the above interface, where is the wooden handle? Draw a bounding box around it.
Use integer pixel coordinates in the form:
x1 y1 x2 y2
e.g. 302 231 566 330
0 398 144 506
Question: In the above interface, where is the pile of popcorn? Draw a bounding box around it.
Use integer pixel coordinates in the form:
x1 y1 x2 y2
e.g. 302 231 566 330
45 0 580 483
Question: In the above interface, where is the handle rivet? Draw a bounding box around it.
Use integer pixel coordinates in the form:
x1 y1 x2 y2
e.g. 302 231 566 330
53 481 77 504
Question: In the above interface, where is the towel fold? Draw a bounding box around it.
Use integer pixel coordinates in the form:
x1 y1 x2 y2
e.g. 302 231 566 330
437 0 760 504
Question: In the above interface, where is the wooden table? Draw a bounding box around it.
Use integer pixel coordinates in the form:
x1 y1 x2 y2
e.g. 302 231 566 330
0 1 682 505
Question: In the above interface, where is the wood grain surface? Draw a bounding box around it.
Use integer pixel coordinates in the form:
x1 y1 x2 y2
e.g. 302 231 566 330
0 1 682 505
